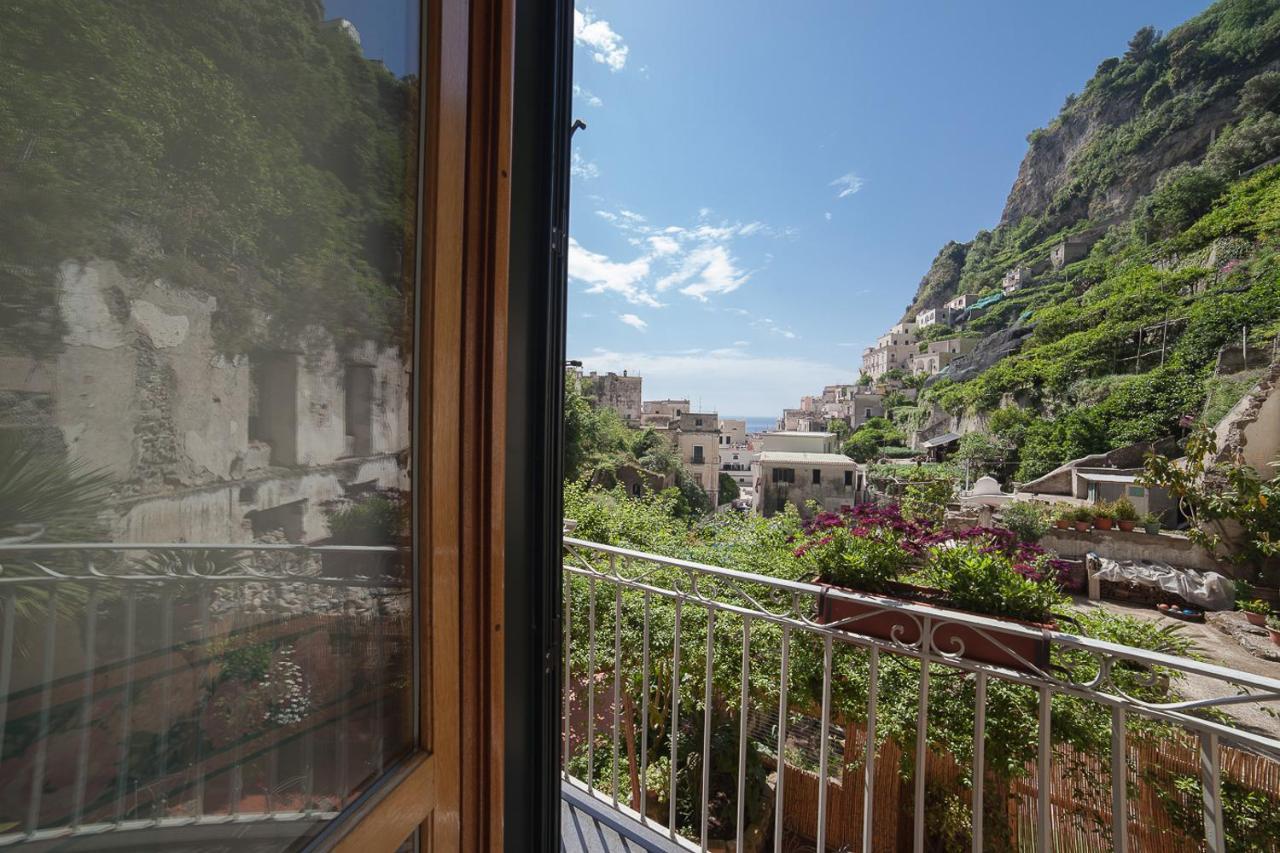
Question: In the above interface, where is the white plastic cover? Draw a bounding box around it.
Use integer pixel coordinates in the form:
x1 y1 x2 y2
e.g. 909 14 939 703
1090 554 1236 611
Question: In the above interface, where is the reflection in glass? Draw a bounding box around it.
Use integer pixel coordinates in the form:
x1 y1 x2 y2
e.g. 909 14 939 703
0 2 419 848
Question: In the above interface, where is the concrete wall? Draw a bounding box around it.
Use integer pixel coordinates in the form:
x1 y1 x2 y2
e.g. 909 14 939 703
762 433 839 454
1040 528 1243 577
1213 362 1280 476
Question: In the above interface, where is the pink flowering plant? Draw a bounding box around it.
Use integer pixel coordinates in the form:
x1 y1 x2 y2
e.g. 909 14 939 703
793 503 1073 617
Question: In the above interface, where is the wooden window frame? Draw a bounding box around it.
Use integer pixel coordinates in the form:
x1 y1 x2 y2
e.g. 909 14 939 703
310 0 523 848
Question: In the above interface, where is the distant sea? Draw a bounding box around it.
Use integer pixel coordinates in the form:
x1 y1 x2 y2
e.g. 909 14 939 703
724 415 777 435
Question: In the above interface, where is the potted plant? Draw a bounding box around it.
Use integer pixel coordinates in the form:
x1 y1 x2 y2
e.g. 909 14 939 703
1092 500 1114 531
810 530 1065 674
1268 614 1280 647
1141 512 1162 534
1053 506 1073 530
1112 498 1138 532
1238 597 1271 627
1072 506 1094 533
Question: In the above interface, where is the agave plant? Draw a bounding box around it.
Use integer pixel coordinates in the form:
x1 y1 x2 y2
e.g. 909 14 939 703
0 430 114 545
0 431 115 620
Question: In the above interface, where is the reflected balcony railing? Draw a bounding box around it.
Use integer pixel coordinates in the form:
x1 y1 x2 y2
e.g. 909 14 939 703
0 541 411 849
561 536 1280 853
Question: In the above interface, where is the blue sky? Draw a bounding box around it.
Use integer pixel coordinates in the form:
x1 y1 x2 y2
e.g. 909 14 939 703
567 0 1210 416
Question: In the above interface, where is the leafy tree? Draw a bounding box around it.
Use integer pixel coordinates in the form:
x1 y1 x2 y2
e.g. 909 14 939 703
1203 113 1280 179
1237 70 1280 115
1125 25 1160 62
1135 165 1226 241
842 431 880 463
824 417 852 442
953 432 1011 479
717 472 740 505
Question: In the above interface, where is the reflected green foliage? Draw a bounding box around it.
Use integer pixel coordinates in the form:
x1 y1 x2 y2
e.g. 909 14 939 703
0 0 415 354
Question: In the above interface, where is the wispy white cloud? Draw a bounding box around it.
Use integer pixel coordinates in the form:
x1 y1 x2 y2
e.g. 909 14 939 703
567 237 659 307
831 172 864 199
648 235 680 256
618 313 648 331
571 149 599 180
660 244 750 301
580 348 847 414
824 211 833 221
573 206 785 307
574 9 629 72
572 84 603 107
751 316 798 340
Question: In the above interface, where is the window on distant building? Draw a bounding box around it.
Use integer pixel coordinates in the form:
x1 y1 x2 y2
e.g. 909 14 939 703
844 470 854 487
248 352 299 465
692 445 704 464
812 468 821 485
344 363 375 456
772 467 794 484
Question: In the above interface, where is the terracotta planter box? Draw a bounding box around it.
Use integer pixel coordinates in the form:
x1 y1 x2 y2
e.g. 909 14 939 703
1270 629 1280 648
1245 611 1267 627
1093 517 1113 530
1073 521 1090 532
1117 520 1135 532
817 582 1053 674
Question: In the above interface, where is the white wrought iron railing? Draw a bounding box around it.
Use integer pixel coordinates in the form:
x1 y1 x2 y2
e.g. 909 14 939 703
562 536 1280 853
0 541 410 848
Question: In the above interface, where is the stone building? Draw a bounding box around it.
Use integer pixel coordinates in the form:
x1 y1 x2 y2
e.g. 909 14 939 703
914 307 952 329
1002 266 1032 294
0 260 410 545
910 336 979 377
578 370 642 425
946 293 975 312
1051 233 1097 269
752 449 863 517
641 398 689 427
861 322 919 380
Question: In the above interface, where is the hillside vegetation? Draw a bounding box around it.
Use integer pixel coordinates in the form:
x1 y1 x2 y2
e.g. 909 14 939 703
903 0 1280 482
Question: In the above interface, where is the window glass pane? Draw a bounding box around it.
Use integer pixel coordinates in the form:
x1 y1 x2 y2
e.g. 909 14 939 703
0 2 420 849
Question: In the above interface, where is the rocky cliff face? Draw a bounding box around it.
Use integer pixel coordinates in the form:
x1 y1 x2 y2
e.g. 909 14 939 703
902 0 1280 319
903 241 968 316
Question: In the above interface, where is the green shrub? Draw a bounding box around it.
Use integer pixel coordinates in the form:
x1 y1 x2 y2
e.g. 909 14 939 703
901 476 955 524
805 528 907 592
1000 501 1052 543
920 542 1067 623
1111 497 1138 521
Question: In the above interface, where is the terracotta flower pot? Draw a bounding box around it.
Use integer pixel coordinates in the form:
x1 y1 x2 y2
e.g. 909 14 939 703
1117 520 1135 532
1094 517 1113 530
1055 519 1070 529
1270 628 1280 647
817 581 1053 674
1245 611 1267 627
1073 521 1090 532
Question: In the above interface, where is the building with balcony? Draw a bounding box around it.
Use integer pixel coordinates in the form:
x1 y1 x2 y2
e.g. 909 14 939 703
947 292 976 312
1002 265 1032 294
910 335 979 376
914 306 952 328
